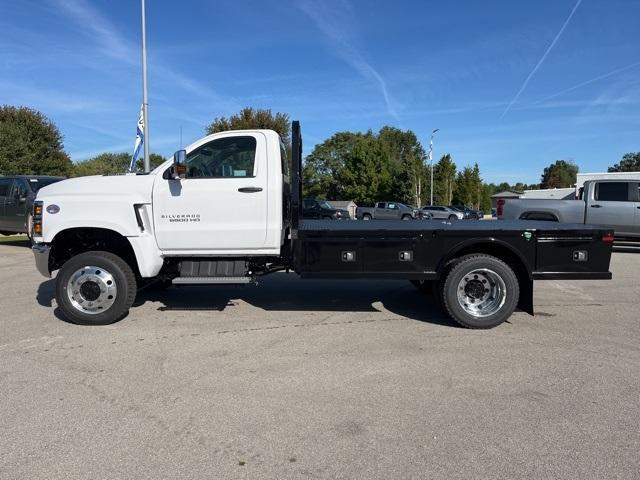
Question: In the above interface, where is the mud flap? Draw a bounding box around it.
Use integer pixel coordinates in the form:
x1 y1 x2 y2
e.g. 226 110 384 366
517 278 534 316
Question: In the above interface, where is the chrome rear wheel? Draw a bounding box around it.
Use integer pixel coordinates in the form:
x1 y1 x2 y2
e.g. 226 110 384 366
456 268 506 317
442 254 519 329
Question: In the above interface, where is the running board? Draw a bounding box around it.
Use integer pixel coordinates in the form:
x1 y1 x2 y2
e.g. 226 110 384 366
172 276 253 285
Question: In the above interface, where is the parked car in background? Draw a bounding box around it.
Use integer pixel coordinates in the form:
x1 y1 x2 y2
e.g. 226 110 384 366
356 201 419 220
449 205 481 220
421 205 464 221
0 175 65 237
499 179 640 248
302 198 350 220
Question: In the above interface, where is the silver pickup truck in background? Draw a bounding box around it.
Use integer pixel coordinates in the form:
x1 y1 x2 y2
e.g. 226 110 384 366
499 179 640 247
356 201 421 220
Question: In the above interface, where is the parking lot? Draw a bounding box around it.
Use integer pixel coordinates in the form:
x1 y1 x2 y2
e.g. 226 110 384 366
1 239 639 480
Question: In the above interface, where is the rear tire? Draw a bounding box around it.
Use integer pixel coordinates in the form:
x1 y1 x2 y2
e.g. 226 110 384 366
441 254 519 329
362 214 372 221
55 251 137 326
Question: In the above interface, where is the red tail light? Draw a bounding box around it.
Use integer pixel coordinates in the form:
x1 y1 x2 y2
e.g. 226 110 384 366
496 199 505 217
601 233 615 243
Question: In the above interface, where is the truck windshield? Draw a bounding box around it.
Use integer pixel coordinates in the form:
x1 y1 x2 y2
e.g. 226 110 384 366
319 201 333 209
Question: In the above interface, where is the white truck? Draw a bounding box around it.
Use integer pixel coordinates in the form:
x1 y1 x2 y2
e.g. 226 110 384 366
31 122 615 329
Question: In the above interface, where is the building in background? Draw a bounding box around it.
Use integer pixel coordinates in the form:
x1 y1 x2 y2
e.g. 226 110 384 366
490 190 521 209
329 200 357 219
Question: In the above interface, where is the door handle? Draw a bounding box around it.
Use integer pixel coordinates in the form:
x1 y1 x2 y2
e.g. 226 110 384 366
238 187 263 193
591 204 602 208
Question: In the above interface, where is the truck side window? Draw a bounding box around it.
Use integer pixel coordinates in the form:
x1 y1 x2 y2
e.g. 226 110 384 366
12 180 27 198
0 178 11 197
595 182 629 202
185 136 257 178
376 202 385 209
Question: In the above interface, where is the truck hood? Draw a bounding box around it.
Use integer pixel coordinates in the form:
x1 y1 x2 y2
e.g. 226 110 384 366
37 173 156 204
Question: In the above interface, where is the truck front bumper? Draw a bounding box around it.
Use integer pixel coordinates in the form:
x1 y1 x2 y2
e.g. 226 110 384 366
32 243 51 278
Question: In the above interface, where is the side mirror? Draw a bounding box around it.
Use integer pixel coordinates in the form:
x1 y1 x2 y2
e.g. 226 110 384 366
172 149 187 179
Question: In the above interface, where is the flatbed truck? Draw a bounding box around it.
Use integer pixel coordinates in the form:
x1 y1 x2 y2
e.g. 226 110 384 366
31 122 614 328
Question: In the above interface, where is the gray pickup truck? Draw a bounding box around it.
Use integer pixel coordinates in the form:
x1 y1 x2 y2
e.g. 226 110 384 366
499 179 640 247
356 201 421 220
0 175 65 237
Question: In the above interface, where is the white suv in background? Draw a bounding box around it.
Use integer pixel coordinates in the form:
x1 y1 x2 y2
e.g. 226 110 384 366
421 205 464 221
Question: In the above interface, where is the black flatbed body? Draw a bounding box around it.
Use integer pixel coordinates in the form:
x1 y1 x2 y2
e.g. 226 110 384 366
294 219 613 282
288 121 613 300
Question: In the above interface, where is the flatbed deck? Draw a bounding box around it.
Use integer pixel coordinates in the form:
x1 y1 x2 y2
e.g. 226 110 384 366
300 219 601 233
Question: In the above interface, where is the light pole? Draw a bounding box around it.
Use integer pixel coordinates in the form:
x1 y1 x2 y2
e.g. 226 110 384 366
428 128 439 206
141 0 150 172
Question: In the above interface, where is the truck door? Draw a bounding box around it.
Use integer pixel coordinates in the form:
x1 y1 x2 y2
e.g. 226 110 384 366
386 202 400 219
4 179 28 231
586 181 636 237
152 133 269 251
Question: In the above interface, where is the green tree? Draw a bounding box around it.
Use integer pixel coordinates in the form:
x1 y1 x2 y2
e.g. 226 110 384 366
608 152 640 172
0 105 73 176
341 136 394 205
433 154 457 205
73 152 165 177
453 166 477 207
480 183 493 213
378 126 427 206
206 107 290 146
302 131 370 200
540 160 578 188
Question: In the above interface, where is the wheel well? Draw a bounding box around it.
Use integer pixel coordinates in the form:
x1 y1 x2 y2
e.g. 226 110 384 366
49 228 139 276
438 242 534 315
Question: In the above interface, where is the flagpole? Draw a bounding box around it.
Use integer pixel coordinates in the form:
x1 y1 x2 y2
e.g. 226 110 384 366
428 128 439 206
141 0 150 172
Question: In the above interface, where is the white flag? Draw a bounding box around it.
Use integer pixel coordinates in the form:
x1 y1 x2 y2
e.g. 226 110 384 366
129 105 144 172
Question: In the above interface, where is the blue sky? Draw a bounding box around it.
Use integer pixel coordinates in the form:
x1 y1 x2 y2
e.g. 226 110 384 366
1 0 638 184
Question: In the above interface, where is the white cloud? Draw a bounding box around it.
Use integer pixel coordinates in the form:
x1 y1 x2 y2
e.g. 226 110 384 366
299 0 399 120
501 0 583 119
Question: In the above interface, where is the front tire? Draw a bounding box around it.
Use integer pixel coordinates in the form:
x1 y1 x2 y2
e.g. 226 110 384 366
448 214 458 221
401 214 412 220
362 214 372 221
55 251 137 326
441 254 519 329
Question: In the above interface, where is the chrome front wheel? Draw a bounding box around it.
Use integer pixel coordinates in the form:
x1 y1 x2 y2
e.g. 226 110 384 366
66 265 118 314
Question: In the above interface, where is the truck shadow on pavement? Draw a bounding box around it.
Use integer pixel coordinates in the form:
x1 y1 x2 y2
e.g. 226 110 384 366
36 274 458 328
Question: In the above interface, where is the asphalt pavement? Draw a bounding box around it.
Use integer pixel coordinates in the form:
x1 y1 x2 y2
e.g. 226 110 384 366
1 239 639 479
